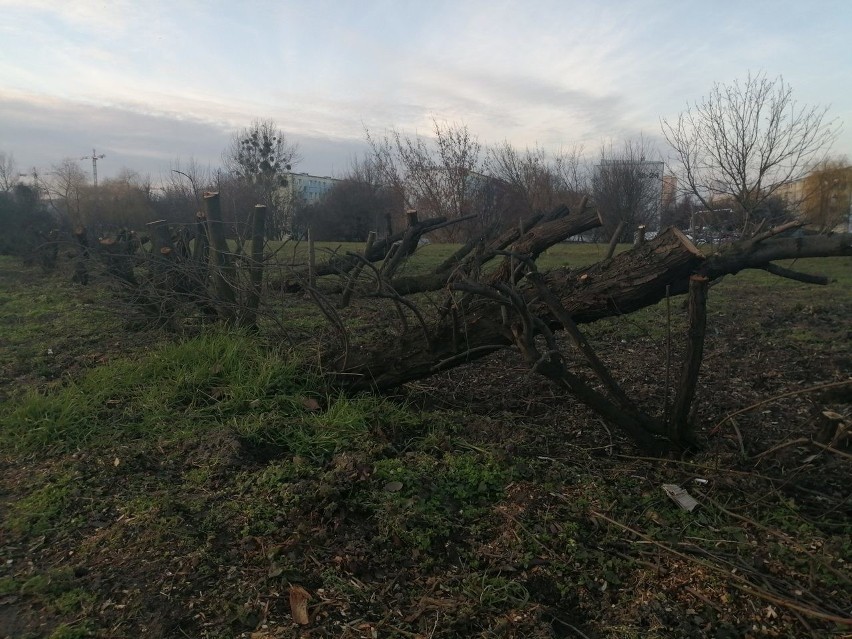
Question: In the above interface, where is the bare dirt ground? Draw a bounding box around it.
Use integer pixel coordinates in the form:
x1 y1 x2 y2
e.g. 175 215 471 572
1 255 850 639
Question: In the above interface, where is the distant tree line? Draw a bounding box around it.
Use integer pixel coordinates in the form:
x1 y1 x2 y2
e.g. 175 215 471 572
0 73 844 259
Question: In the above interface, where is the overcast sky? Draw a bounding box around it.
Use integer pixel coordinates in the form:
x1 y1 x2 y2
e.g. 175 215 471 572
1 0 850 184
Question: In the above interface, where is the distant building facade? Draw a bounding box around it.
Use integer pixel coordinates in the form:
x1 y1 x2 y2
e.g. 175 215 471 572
283 172 341 204
775 166 852 231
662 174 677 210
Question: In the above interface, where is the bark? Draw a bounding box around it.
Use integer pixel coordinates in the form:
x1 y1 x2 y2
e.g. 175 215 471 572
329 228 704 390
700 233 852 279
605 221 625 260
328 229 852 391
389 201 598 295
278 215 463 289
668 275 708 446
204 192 237 321
242 204 267 329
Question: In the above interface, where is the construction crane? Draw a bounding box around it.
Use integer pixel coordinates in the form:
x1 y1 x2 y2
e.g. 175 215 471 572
81 149 105 188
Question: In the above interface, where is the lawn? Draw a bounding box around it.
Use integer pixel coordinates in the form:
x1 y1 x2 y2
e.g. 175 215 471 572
0 245 850 638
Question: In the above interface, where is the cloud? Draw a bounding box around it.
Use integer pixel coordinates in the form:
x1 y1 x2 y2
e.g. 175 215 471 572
0 91 368 181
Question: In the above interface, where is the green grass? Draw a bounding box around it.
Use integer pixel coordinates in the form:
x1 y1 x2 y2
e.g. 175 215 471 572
0 330 412 456
1 244 850 638
0 258 119 390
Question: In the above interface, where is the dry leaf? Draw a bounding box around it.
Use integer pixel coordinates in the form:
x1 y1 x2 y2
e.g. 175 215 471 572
300 397 321 411
289 585 311 625
384 481 404 492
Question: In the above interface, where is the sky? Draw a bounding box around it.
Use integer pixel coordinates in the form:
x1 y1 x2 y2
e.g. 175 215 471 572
1 0 850 185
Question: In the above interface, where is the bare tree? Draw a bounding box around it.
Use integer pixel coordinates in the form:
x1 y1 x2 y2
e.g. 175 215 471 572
365 119 486 240
662 73 840 235
0 152 19 192
554 144 590 201
296 156 404 241
48 159 90 227
485 142 565 219
224 119 301 238
798 157 851 232
592 138 664 241
94 169 157 230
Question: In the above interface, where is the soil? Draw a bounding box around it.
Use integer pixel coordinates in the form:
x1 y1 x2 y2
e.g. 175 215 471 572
1 260 850 639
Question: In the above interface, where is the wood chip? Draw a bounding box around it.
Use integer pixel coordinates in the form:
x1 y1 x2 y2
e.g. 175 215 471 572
289 584 311 625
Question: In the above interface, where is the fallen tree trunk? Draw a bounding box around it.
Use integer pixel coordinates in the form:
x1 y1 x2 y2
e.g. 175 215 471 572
277 214 474 291
328 229 852 391
390 200 599 295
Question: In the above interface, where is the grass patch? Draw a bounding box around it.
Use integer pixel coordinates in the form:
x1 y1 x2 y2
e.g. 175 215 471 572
2 245 850 638
1 331 412 456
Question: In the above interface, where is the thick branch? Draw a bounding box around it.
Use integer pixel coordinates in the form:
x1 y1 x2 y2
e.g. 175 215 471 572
669 275 708 446
329 231 852 391
760 263 829 285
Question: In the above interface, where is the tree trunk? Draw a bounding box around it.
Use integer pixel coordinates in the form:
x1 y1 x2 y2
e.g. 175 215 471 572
204 192 237 322
241 204 267 329
328 229 851 391
328 228 704 390
668 275 708 446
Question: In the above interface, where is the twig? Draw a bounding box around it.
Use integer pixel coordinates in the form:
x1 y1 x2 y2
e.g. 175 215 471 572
750 220 803 244
591 510 852 626
711 379 852 435
699 492 851 585
753 437 809 460
811 439 852 460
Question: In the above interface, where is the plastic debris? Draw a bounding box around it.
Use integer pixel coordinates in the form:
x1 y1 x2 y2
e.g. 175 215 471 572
662 483 699 512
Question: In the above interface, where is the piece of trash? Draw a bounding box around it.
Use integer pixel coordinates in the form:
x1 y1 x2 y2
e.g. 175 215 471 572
289 585 311 625
662 484 699 512
693 478 709 485
46 348 53 355
113 457 121 467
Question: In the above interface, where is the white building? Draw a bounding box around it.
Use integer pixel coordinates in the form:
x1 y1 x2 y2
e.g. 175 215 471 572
283 172 341 204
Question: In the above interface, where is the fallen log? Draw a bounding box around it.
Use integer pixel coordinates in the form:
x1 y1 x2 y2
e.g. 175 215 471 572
276 214 474 291
389 200 599 295
328 229 851 391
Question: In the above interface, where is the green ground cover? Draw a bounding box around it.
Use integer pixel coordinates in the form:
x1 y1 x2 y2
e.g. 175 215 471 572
0 247 849 638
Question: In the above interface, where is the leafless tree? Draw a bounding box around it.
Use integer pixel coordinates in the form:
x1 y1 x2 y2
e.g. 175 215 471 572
798 156 851 233
94 169 158 230
592 138 664 241
554 144 590 200
662 73 840 235
298 156 404 241
0 152 19 192
365 119 486 240
485 142 564 219
48 159 90 227
224 119 301 238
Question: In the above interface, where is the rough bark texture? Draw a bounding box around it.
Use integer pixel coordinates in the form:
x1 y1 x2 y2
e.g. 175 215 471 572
203 192 237 321
328 229 851 391
390 201 598 295
669 275 708 445
242 204 267 329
